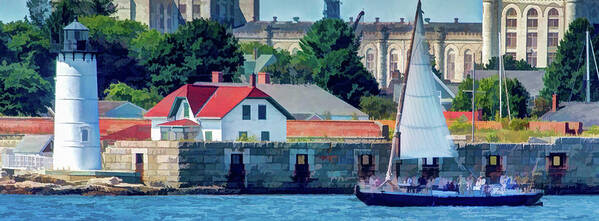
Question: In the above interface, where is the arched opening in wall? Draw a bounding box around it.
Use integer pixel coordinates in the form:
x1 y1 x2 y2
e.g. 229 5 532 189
446 49 456 81
527 8 538 67
464 50 473 78
547 8 559 65
506 8 517 29
366 48 376 76
389 49 399 80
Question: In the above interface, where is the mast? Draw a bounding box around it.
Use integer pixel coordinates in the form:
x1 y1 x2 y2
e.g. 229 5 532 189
587 30 591 103
384 0 421 183
498 32 503 118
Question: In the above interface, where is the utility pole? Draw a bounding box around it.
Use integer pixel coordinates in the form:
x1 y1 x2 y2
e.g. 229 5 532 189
587 31 591 103
498 32 503 118
472 62 476 142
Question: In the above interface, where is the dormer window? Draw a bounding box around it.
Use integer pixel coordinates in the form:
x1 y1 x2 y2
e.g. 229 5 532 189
183 102 190 118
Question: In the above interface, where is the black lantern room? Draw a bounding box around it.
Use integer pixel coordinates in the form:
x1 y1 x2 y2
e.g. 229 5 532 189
62 19 90 52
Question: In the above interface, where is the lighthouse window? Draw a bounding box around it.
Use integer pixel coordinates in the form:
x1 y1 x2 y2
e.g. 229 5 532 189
81 128 89 142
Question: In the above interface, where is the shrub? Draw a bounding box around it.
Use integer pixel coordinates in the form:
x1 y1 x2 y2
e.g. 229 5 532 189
586 125 599 135
486 132 500 142
508 118 529 131
449 116 471 134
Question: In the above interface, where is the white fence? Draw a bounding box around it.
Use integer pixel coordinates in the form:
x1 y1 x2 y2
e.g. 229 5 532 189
2 153 53 170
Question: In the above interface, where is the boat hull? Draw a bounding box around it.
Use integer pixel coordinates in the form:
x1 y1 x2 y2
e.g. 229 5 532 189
355 185 543 207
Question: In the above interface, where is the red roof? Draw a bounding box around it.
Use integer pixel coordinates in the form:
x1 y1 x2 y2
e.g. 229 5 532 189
101 124 151 141
158 119 200 126
144 84 276 119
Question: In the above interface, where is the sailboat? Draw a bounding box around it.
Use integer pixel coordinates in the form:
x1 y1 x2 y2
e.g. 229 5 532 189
355 1 543 207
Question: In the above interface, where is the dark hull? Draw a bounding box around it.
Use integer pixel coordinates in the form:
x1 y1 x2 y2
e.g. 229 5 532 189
355 185 543 207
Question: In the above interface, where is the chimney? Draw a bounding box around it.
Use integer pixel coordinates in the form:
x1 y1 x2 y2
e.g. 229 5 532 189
454 18 459 23
211 71 223 83
552 94 558 112
249 73 256 87
273 16 278 22
424 18 431 23
349 17 353 23
257 72 271 84
293 16 300 23
400 18 405 23
375 17 380 23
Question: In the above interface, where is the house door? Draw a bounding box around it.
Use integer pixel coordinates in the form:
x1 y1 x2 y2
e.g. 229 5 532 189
421 157 439 179
227 154 245 188
135 153 144 183
358 154 375 180
485 155 504 184
293 154 310 183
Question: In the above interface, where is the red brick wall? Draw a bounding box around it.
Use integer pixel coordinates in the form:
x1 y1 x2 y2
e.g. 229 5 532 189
287 120 382 138
529 121 567 135
0 117 149 137
443 110 482 121
0 117 53 134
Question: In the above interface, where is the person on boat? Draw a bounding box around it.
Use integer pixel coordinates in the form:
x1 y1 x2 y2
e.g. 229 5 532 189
425 178 433 193
466 175 474 195
458 175 466 194
418 176 427 192
433 176 440 190
474 176 483 191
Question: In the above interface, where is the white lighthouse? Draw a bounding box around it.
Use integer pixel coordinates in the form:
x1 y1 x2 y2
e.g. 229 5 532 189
53 20 102 171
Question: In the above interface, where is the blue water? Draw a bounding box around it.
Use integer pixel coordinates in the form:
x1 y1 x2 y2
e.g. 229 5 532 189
0 195 597 220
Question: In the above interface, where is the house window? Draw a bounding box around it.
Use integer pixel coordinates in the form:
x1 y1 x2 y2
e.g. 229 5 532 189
446 49 455 80
81 128 89 142
464 50 473 76
506 8 517 29
527 9 538 29
239 131 248 140
506 33 517 49
389 49 399 73
361 154 372 166
548 8 559 29
527 51 537 67
205 131 212 141
297 154 307 165
527 33 537 49
548 52 557 65
489 155 499 166
506 52 517 59
183 102 190 118
550 153 566 168
258 105 266 120
548 32 559 47
366 48 375 74
160 127 169 140
179 3 186 18
422 157 439 166
242 105 251 120
192 0 201 19
261 131 270 141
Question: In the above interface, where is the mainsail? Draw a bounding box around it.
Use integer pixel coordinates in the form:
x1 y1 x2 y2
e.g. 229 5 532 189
398 2 457 160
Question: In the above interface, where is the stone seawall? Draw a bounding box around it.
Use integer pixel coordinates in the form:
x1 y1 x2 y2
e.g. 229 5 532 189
103 138 599 193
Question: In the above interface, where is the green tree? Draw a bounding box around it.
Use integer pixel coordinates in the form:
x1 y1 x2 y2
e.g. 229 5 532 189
0 62 52 116
27 0 51 28
146 19 244 95
359 95 397 120
484 55 534 70
475 76 530 120
79 15 148 94
104 82 163 110
540 18 599 102
239 41 276 55
2 21 53 80
451 75 474 111
299 18 379 107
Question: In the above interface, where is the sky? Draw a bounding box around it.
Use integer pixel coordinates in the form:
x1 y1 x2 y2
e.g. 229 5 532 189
0 0 482 23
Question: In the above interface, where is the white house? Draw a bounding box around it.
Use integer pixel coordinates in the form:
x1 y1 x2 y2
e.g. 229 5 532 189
144 77 294 142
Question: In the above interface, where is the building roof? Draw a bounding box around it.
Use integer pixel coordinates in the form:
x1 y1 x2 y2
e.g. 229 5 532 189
101 124 151 141
233 21 481 36
474 70 545 97
541 102 599 128
98 101 146 118
13 135 53 154
158 119 200 126
63 20 89 30
243 54 277 77
144 84 294 119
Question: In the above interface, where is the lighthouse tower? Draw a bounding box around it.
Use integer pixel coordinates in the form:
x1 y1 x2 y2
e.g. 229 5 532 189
53 20 101 171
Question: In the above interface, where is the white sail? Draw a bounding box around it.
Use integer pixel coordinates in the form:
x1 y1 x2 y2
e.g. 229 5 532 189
398 8 457 159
